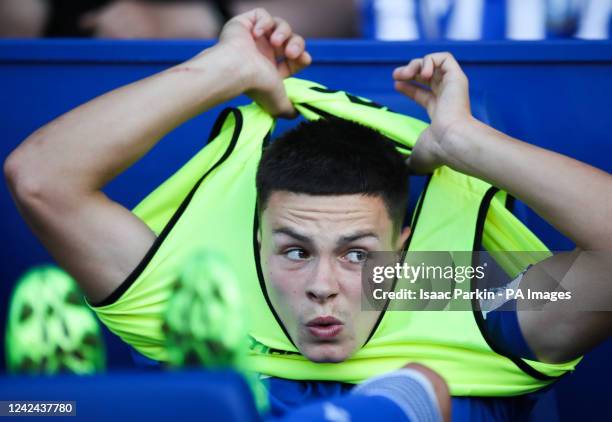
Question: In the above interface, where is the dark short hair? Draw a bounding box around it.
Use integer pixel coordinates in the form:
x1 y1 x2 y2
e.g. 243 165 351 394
256 118 409 232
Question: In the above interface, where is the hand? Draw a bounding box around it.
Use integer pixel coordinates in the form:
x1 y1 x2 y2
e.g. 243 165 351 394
216 8 312 117
393 52 473 173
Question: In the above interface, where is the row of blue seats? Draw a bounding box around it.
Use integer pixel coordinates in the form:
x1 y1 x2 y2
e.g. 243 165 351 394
0 370 259 421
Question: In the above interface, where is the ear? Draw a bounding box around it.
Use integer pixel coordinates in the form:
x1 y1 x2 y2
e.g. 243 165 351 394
396 226 411 250
257 229 261 248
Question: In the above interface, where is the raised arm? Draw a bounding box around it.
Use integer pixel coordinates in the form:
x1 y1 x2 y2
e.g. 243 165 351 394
4 8 310 303
393 52 612 363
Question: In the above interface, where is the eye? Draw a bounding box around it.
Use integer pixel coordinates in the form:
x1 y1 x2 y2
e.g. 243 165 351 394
285 248 310 261
343 250 368 264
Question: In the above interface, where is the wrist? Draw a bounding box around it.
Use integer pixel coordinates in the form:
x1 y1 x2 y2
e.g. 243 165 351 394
184 44 254 96
214 43 261 93
436 116 482 168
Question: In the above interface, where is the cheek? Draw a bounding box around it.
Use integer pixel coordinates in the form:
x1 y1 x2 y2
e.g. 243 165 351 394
265 256 304 304
264 257 309 336
341 270 378 339
340 269 366 306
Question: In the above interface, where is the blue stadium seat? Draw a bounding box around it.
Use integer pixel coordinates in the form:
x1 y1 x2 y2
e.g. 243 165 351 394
0 370 259 422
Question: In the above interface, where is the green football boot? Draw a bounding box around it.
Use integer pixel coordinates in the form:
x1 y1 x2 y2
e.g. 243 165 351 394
163 250 268 412
5 265 106 374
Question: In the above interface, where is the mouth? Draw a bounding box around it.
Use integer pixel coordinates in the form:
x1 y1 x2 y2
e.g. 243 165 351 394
305 316 344 340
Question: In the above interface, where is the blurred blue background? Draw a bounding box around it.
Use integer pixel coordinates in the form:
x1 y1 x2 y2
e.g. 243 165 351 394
0 40 611 420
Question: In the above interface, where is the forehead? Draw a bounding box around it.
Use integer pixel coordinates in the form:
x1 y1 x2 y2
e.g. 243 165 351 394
261 192 393 236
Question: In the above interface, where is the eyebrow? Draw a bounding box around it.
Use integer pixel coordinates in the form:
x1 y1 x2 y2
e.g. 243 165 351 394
273 227 378 247
338 231 379 245
273 227 312 245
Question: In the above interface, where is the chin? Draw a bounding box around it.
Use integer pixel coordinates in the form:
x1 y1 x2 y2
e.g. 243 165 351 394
301 342 352 363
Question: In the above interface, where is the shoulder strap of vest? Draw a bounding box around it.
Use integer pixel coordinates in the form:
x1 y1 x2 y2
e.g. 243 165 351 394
133 105 273 232
104 104 274 308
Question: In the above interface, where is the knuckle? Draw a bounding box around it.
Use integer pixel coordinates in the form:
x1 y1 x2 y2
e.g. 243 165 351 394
428 52 444 62
441 51 455 61
275 17 289 28
254 8 271 20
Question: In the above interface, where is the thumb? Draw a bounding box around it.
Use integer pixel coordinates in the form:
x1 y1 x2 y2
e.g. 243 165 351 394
405 153 436 175
405 130 443 174
248 84 297 119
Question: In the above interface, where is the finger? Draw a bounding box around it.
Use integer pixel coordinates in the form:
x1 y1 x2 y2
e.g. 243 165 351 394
278 51 312 78
251 8 275 37
270 17 292 47
404 155 428 175
257 86 297 118
427 51 459 67
285 34 305 60
425 52 466 79
394 80 434 111
299 51 312 67
404 153 436 175
393 58 423 81
421 54 435 80
395 80 436 117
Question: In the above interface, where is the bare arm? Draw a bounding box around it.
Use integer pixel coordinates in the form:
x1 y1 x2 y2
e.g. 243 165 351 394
4 8 310 303
393 52 612 363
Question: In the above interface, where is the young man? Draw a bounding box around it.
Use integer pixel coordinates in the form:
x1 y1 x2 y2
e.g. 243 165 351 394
5 7 612 421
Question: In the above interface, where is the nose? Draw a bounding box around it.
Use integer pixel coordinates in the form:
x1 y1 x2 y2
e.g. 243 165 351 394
306 258 340 304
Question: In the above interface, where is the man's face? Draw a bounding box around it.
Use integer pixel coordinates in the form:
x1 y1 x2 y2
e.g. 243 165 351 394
258 192 410 363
